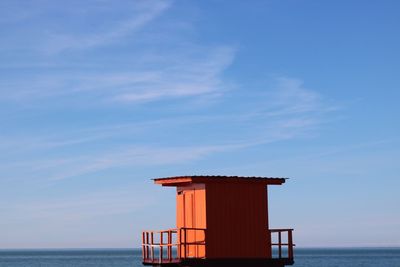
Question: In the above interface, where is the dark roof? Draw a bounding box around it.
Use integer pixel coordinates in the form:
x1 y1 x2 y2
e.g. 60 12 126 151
153 175 287 186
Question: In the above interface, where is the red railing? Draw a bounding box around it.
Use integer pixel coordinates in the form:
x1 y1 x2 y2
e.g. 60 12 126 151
270 229 295 260
178 227 206 259
142 228 293 264
142 228 206 264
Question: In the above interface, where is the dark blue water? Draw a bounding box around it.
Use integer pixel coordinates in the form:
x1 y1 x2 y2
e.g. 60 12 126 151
0 248 399 267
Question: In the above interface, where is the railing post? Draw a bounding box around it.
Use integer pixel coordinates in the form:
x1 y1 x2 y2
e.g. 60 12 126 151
168 230 172 260
278 231 282 258
179 228 182 259
203 228 206 259
146 232 150 259
151 232 154 261
160 232 163 263
288 230 293 259
184 228 187 259
142 232 145 260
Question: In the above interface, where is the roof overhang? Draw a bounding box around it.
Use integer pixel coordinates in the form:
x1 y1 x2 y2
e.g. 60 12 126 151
153 175 287 187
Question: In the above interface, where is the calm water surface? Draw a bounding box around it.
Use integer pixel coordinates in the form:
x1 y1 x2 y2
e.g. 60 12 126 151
0 248 399 267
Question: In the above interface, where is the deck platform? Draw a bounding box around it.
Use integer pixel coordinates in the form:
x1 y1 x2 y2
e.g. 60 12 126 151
143 258 294 267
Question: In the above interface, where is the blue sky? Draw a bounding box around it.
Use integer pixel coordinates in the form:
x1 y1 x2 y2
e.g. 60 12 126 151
0 0 399 248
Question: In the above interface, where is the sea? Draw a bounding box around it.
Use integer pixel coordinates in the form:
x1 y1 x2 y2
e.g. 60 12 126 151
0 248 399 267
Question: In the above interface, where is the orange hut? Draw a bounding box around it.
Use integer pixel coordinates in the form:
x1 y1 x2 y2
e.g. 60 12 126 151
141 176 294 266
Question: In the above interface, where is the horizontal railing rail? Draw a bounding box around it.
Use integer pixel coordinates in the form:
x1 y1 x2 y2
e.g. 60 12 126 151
270 228 295 260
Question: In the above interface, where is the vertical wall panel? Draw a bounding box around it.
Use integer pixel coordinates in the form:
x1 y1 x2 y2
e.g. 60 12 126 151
176 184 206 258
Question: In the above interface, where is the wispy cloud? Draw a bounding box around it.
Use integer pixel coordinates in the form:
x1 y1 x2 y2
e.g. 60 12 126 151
45 0 172 53
0 46 235 104
113 47 235 102
243 77 336 119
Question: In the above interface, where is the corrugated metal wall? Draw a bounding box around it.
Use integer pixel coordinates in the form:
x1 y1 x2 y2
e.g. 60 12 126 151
205 183 271 259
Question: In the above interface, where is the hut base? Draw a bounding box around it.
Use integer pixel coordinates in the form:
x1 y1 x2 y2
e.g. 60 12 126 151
143 258 294 267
